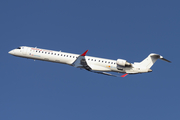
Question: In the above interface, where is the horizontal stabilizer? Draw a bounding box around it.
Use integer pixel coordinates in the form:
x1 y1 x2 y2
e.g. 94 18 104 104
160 56 171 63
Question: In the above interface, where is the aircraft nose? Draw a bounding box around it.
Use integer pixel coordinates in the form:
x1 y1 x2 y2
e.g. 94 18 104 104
8 50 14 55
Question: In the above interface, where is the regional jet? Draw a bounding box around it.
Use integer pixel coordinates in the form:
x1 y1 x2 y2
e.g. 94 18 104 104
8 46 171 77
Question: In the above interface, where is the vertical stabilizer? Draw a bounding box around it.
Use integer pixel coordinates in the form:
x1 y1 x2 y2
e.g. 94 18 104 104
139 53 161 68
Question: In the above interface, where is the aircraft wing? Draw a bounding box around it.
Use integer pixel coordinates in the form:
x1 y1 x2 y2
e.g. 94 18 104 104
72 50 91 71
72 50 125 77
91 71 118 77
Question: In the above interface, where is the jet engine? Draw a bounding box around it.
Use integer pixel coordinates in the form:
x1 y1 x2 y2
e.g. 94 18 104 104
116 59 131 67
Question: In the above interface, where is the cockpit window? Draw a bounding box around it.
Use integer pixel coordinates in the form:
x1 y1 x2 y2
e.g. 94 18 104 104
17 47 21 49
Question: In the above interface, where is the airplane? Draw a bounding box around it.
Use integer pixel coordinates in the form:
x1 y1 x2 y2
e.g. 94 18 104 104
8 46 171 77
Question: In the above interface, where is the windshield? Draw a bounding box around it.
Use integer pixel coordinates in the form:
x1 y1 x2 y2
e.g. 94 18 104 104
17 47 21 49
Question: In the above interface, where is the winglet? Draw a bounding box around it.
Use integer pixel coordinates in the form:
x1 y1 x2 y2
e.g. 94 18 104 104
81 50 88 56
121 73 128 77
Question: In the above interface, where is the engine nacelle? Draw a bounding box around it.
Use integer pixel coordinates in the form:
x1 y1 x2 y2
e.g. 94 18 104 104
116 59 131 67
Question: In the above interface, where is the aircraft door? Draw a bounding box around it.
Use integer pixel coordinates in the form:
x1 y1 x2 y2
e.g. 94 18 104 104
21 47 27 55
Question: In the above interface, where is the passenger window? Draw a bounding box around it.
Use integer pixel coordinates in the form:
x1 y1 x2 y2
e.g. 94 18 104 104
91 59 93 61
99 60 100 62
67 55 68 57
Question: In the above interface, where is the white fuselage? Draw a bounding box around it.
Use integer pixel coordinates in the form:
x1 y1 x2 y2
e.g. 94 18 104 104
9 46 151 74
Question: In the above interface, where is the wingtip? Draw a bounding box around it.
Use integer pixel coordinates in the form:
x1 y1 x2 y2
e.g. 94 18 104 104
81 50 88 56
121 73 128 77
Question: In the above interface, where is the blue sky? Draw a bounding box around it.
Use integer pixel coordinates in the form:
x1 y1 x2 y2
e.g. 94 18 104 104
1 0 179 120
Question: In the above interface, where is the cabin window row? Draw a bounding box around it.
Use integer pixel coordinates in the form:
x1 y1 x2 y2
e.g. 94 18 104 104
87 58 116 65
31 50 116 65
32 50 77 58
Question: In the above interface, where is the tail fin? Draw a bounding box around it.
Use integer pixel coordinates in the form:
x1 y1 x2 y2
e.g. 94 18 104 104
139 53 171 68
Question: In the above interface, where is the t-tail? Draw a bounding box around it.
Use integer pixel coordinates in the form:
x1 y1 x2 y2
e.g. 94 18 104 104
139 53 171 69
